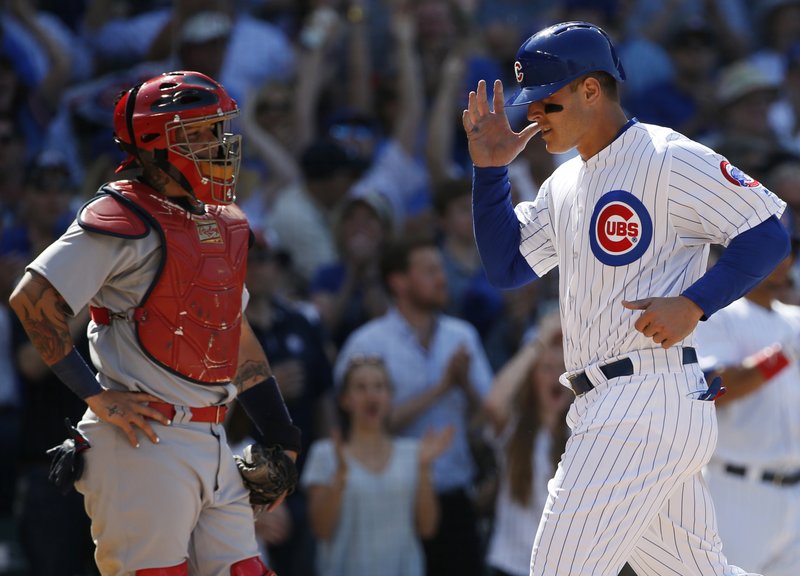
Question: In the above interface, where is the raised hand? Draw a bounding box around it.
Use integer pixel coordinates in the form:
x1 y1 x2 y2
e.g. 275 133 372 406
462 79 540 167
443 345 471 390
418 425 455 467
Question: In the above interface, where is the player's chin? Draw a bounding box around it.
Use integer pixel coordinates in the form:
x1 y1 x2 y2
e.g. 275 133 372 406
542 138 569 155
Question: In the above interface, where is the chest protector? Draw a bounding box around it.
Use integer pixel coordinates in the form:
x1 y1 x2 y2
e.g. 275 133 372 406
79 181 249 384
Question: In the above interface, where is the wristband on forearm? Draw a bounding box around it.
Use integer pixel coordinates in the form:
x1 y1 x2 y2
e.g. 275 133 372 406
744 344 792 381
50 348 103 399
236 376 302 453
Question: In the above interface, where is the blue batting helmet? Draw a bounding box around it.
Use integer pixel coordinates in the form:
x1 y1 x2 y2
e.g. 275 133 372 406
506 21 626 107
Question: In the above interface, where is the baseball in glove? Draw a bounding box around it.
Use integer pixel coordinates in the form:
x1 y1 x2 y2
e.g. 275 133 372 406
234 444 298 508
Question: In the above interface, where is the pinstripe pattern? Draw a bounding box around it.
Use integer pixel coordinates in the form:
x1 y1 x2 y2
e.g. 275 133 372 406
695 299 800 575
510 121 779 575
515 122 784 373
530 366 755 575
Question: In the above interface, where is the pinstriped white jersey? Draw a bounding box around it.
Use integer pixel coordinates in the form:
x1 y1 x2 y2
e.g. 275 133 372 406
515 121 786 372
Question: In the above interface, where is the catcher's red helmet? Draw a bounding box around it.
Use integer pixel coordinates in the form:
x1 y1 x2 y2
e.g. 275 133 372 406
113 70 241 205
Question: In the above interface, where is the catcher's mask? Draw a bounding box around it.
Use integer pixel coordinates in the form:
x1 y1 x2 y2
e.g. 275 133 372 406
113 70 241 205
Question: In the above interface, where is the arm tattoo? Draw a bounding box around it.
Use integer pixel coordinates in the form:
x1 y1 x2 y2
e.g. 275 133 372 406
16 275 73 364
233 360 270 393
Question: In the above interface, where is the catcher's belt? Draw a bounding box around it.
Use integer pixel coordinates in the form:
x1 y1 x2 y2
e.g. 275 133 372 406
567 347 698 396
147 401 228 424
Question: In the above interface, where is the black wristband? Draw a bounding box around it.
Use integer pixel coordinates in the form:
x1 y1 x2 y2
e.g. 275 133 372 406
50 348 102 399
237 376 302 453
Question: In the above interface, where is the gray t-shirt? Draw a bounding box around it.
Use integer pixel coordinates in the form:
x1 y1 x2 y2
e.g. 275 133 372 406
29 219 239 406
301 437 424 576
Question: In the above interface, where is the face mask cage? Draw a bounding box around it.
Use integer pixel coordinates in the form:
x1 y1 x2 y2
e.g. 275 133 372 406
164 109 241 204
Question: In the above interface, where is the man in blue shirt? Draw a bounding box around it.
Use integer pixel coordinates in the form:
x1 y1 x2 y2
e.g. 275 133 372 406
334 238 493 576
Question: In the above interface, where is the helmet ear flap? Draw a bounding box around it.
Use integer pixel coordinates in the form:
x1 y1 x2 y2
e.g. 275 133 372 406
113 84 145 166
124 83 144 161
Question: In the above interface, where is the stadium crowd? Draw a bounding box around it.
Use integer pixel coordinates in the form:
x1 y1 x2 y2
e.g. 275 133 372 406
1 0 799 574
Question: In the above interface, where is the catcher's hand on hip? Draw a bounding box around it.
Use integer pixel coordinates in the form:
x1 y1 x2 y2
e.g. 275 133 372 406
85 389 171 448
235 444 299 512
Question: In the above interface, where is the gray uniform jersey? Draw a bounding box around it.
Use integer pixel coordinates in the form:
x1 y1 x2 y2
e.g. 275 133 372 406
28 219 240 407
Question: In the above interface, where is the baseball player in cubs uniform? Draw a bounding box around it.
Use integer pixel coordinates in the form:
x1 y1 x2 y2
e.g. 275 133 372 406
694 249 800 576
463 21 790 575
8 71 301 575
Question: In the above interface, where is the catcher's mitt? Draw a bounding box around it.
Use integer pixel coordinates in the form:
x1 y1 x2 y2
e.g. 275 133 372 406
234 444 298 507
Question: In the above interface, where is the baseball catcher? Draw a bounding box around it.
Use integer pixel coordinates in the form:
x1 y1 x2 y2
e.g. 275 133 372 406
9 70 301 575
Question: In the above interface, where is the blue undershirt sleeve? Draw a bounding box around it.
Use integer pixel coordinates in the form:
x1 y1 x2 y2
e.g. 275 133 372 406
682 215 790 319
472 166 538 289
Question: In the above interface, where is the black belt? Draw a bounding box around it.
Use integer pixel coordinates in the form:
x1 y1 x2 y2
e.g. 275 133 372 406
724 464 800 487
568 347 698 396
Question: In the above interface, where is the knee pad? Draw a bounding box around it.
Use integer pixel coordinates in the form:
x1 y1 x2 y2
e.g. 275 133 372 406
230 556 276 576
136 560 189 575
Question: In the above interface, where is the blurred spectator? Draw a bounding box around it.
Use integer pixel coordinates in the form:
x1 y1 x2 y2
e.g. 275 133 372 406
0 300 20 520
84 2 294 104
750 0 800 84
1 0 91 83
332 3 431 234
770 43 800 154
695 249 800 576
760 153 800 303
237 6 342 228
229 238 337 576
1 152 76 262
0 0 74 162
763 153 800 234
483 282 549 372
334 238 494 576
433 178 504 344
703 59 786 176
38 63 160 195
310 193 393 352
627 21 720 140
12 312 94 576
625 0 751 63
266 138 366 287
482 313 571 576
302 355 453 576
0 114 27 231
3 153 94 575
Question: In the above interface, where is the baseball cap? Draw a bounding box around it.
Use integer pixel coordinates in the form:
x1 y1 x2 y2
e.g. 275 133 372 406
179 11 233 45
716 60 780 106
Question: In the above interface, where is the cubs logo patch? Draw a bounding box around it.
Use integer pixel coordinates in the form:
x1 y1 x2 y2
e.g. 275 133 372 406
514 61 524 83
720 160 761 188
589 190 652 266
195 219 223 244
